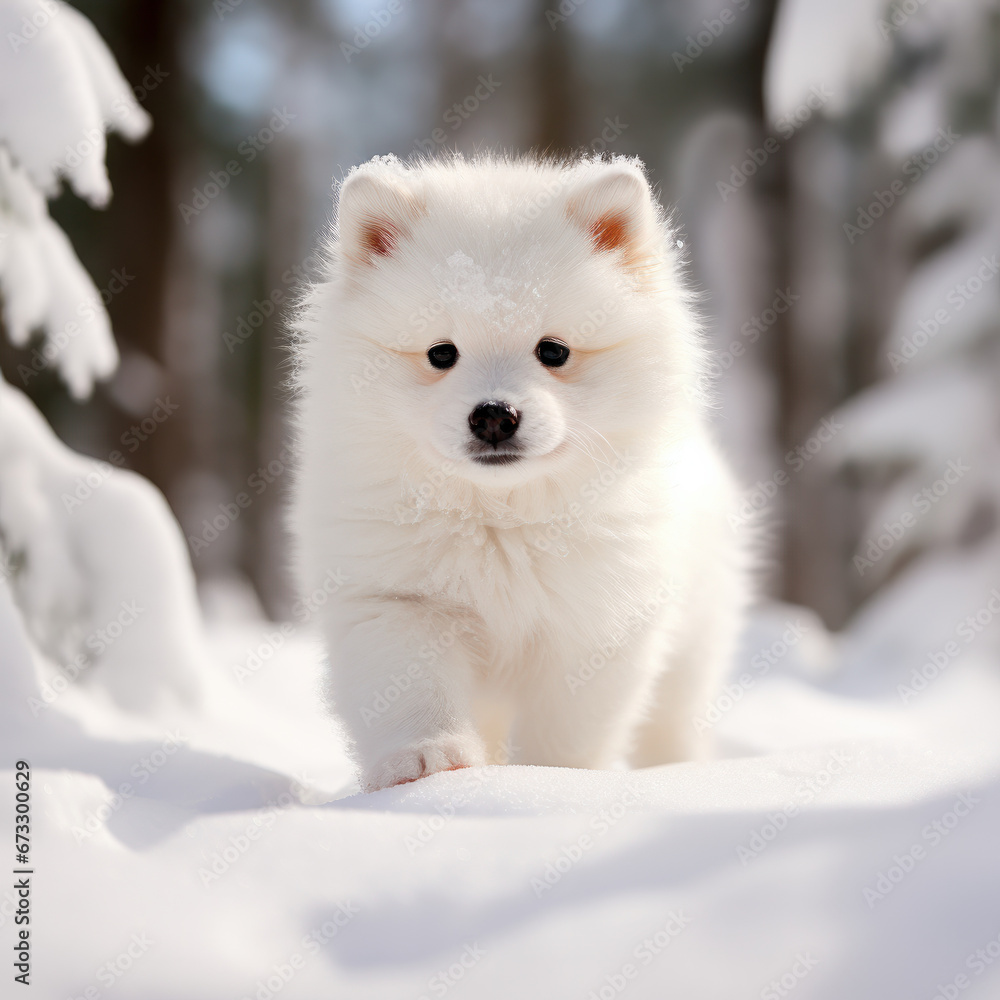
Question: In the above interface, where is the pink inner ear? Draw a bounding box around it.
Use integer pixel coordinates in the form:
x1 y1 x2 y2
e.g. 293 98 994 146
362 220 398 258
589 214 629 253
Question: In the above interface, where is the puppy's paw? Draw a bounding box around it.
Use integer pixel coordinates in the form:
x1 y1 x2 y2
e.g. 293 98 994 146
363 734 486 792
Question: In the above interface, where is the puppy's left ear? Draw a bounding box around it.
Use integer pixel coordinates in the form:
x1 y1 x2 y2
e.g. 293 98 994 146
566 161 659 272
337 162 424 267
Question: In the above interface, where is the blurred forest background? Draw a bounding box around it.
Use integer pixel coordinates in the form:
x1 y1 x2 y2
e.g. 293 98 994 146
3 0 998 637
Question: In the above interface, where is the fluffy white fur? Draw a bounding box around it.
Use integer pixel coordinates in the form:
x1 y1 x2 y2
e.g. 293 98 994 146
290 153 747 792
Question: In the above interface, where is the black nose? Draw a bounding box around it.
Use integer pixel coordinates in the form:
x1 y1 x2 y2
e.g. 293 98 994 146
469 401 520 446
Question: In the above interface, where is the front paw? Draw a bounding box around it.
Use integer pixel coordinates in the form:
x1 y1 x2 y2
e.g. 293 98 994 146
363 734 486 792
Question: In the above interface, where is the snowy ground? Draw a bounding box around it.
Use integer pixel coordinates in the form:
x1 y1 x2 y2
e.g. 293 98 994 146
3 577 1000 1000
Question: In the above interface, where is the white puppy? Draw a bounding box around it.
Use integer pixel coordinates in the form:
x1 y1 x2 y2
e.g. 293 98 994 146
291 153 747 792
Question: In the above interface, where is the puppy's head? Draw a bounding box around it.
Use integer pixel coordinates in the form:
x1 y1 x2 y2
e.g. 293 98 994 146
323 155 700 495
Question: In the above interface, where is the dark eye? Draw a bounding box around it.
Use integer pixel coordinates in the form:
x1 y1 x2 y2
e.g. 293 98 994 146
536 339 570 368
427 342 458 370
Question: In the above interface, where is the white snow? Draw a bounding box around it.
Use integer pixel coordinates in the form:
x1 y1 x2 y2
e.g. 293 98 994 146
0 149 119 398
0 378 210 712
764 0 889 125
765 0 986 127
0 0 148 399
3 564 1000 998
0 0 150 206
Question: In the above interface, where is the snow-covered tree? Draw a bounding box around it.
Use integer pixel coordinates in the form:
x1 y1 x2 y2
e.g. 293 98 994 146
0 0 150 396
0 0 210 711
765 0 1000 666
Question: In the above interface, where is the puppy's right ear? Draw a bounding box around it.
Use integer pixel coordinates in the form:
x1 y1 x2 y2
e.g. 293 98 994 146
336 164 424 267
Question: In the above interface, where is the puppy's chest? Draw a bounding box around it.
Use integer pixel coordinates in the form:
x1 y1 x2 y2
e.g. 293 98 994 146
400 516 652 640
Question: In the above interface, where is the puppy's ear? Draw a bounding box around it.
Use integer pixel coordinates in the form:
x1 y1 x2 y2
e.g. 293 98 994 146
337 163 424 267
566 162 658 271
